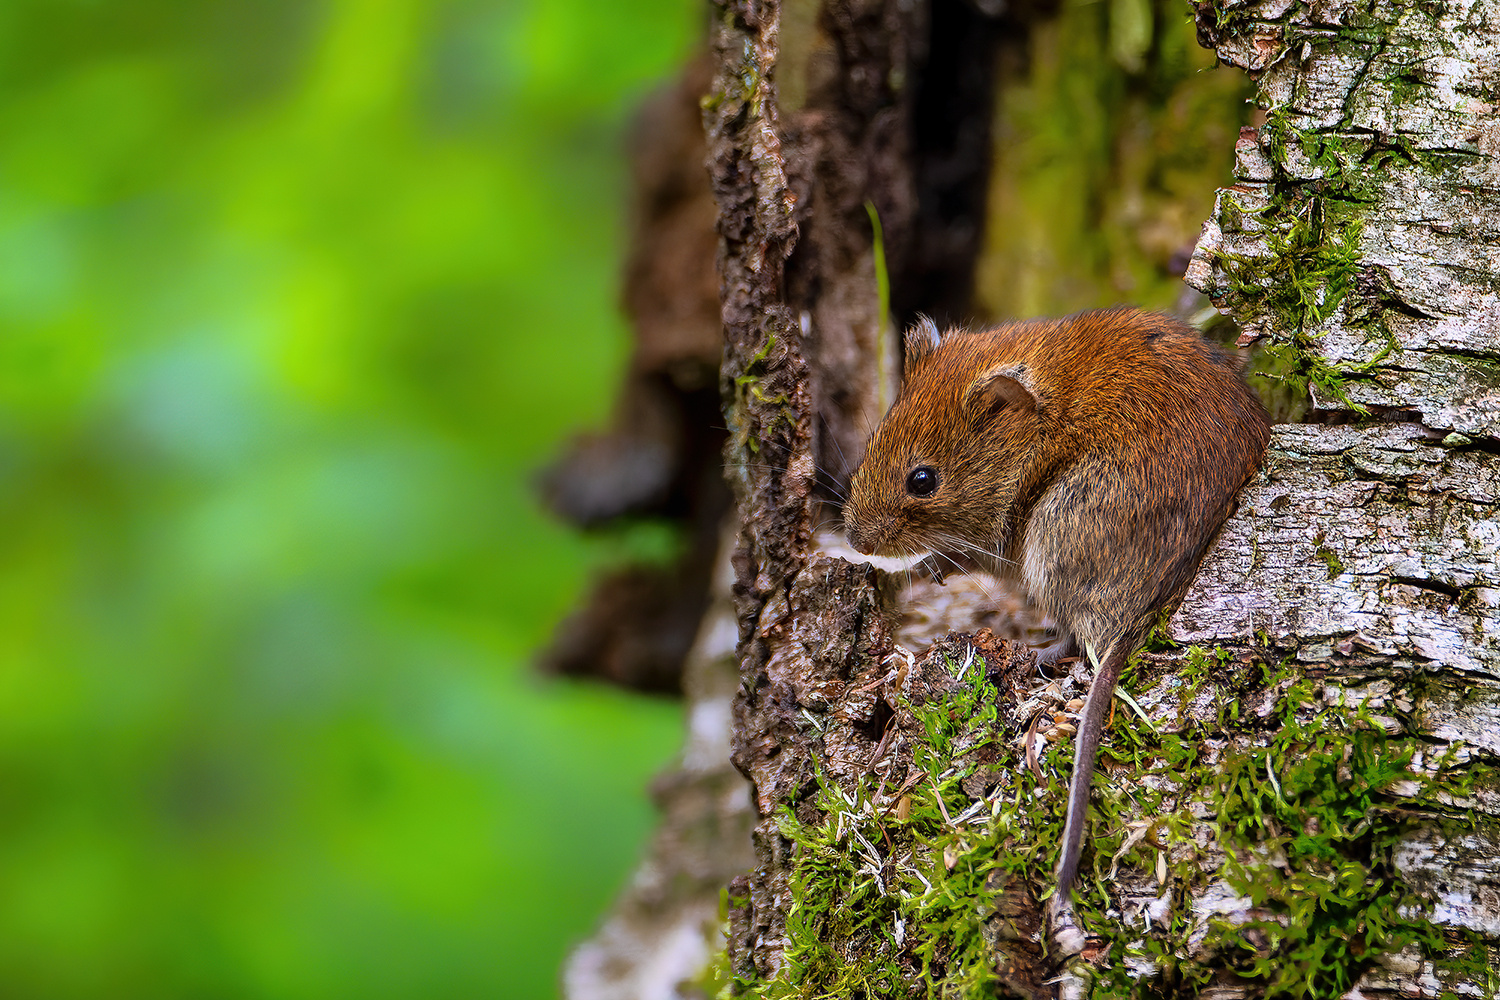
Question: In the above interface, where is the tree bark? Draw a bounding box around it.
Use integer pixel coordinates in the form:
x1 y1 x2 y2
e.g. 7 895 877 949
1164 0 1500 993
702 0 914 982
567 0 1500 996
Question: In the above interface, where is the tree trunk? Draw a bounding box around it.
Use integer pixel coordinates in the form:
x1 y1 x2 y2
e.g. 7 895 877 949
567 0 1500 996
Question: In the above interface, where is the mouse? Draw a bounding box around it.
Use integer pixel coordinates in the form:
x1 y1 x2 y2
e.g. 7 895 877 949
842 306 1270 918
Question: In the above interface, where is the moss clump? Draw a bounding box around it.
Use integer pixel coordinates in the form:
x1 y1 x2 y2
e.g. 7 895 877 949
1214 103 1407 416
732 650 1479 999
1216 186 1381 413
1179 643 1235 706
1208 3 1256 34
737 658 1069 999
1435 932 1500 997
1086 674 1478 998
1121 642 1235 723
1203 683 1455 998
1219 122 1363 315
729 332 795 455
1139 609 1184 654
1313 532 1346 579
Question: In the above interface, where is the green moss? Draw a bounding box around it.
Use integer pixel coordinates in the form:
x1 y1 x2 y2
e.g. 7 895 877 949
1314 547 1343 578
1180 644 1234 704
737 649 1476 998
1204 0 1258 35
1313 531 1346 579
1218 196 1360 328
1123 642 1236 724
1200 6 1477 426
1212 100 1421 416
1140 609 1183 654
1383 66 1428 107
1215 164 1389 413
1434 931 1500 997
1086 681 1474 998
736 660 1070 999
1201 692 1451 998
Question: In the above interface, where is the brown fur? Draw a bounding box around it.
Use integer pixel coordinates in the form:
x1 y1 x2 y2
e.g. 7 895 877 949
844 307 1270 907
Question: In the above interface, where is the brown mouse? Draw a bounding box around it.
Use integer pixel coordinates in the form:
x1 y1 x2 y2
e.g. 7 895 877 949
843 307 1270 912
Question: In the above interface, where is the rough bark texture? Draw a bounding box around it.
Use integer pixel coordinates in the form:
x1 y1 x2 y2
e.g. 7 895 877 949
704 0 905 978
1180 0 1500 719
1186 1 1500 436
1175 423 1498 670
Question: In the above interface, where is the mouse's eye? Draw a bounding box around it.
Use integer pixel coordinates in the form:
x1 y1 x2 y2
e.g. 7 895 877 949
905 466 939 498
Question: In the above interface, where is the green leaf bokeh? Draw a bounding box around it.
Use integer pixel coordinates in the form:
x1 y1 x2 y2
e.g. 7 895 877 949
0 0 700 996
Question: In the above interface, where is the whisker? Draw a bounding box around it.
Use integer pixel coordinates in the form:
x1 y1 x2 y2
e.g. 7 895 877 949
826 428 853 482
721 459 851 502
923 530 1019 572
930 550 976 586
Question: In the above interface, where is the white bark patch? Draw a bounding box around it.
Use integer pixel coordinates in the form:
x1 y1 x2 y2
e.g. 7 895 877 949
1394 826 1500 936
1173 424 1500 672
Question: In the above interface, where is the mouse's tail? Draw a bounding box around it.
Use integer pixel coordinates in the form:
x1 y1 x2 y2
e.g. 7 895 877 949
1054 644 1130 900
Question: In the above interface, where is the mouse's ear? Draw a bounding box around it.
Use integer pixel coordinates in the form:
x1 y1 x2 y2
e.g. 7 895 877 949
903 315 942 373
964 363 1038 423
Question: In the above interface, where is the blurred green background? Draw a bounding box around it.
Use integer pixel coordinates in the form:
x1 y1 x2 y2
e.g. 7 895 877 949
0 0 700 996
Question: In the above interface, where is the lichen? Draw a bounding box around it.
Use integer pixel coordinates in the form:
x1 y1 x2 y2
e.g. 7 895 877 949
730 332 794 455
1314 532 1346 579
